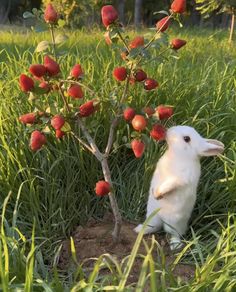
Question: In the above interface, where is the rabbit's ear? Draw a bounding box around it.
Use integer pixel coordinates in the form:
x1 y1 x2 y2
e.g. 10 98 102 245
200 139 224 157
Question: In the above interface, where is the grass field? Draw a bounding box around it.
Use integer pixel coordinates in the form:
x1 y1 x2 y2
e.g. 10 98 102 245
0 26 236 290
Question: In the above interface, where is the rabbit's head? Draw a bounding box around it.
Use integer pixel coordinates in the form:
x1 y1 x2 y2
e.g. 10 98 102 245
166 126 224 159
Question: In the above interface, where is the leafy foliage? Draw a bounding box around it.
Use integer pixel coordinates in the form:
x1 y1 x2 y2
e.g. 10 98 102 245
196 0 236 16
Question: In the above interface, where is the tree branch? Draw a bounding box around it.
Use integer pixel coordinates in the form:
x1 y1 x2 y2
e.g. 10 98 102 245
76 117 103 161
70 131 94 153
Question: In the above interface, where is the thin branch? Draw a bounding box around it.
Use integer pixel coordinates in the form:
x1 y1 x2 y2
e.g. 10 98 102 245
141 47 171 66
105 116 119 155
76 118 103 161
58 85 71 113
117 30 130 52
144 13 173 50
49 25 57 61
105 69 131 156
70 131 94 153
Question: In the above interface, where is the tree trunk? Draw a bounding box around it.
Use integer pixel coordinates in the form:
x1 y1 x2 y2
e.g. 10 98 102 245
0 0 11 24
101 159 122 242
229 13 235 43
134 0 142 29
118 0 125 25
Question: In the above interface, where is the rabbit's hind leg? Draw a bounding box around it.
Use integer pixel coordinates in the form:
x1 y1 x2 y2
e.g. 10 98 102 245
134 215 163 234
163 218 188 250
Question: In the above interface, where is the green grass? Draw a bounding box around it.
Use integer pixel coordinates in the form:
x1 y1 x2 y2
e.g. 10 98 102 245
0 26 235 290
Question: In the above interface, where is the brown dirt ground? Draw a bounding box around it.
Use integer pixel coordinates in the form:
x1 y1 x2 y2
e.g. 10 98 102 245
58 215 195 286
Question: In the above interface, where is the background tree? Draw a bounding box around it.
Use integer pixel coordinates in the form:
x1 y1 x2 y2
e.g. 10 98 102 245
196 0 236 42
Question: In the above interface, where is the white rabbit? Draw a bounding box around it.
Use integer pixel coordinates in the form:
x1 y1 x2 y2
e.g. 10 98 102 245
134 126 224 250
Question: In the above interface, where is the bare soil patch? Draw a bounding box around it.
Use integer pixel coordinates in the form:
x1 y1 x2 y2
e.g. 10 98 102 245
59 215 195 285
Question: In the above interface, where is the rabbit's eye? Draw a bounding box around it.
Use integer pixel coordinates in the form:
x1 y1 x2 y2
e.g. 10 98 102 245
183 136 191 143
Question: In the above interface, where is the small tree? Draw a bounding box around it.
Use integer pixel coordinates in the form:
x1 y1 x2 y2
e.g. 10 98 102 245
196 0 236 43
19 0 187 242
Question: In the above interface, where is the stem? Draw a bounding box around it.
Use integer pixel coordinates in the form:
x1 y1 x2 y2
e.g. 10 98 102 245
76 118 103 161
117 30 130 52
70 131 94 153
58 85 71 113
144 13 173 50
105 70 131 156
101 158 122 241
49 24 57 61
229 13 235 43
141 47 171 66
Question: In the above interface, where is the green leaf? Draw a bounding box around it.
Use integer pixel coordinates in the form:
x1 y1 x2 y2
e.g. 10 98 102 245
153 10 169 16
23 11 35 19
55 34 69 44
35 41 50 52
61 122 71 132
33 23 48 33
32 86 48 95
58 19 66 28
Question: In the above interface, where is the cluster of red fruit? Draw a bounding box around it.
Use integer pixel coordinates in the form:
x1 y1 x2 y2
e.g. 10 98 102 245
123 105 173 158
19 58 97 150
18 1 186 198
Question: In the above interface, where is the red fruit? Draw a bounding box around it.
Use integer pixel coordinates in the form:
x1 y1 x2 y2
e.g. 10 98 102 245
44 3 58 23
19 74 34 92
70 64 83 79
131 115 147 131
144 78 159 90
29 64 46 78
79 101 95 117
150 124 166 141
104 31 112 45
101 5 118 27
55 129 65 139
143 107 155 117
51 115 65 130
156 105 174 120
134 69 147 82
171 0 186 14
129 36 144 49
44 56 60 76
39 81 50 93
113 67 127 81
95 180 111 196
156 16 170 32
19 113 36 124
123 108 135 121
68 84 84 99
171 39 187 50
30 130 46 151
131 139 145 158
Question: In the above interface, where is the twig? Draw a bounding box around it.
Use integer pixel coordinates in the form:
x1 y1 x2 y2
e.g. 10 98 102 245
76 118 103 161
144 13 173 50
117 30 130 52
58 85 71 113
49 24 57 61
105 70 131 156
70 131 94 153
141 47 171 66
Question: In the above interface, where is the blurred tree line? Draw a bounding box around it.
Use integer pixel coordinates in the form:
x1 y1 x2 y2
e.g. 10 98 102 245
0 0 234 33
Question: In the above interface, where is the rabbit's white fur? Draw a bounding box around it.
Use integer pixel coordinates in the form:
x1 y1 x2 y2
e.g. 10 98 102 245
134 126 224 250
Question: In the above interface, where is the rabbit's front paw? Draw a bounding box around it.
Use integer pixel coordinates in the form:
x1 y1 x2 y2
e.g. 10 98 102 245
134 224 143 233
